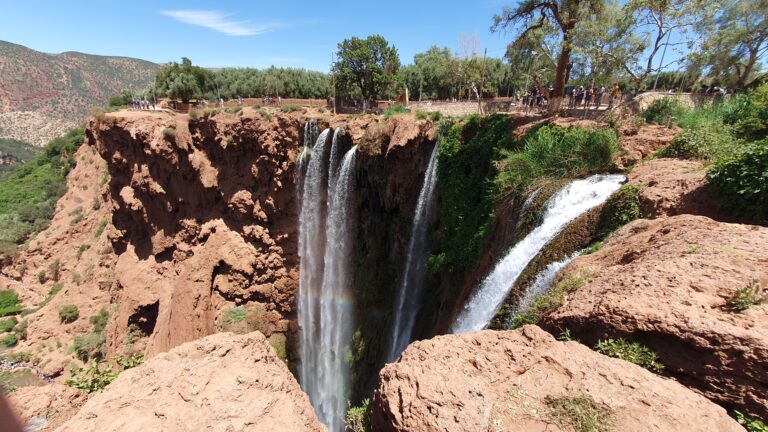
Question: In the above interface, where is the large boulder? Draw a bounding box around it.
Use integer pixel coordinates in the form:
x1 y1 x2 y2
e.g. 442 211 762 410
627 158 717 218
543 215 768 419
372 326 740 432
56 331 324 432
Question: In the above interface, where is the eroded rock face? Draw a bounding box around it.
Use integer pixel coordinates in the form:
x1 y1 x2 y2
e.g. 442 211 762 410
372 326 740 432
542 215 768 419
87 110 304 357
627 158 717 218
617 124 679 167
56 331 324 432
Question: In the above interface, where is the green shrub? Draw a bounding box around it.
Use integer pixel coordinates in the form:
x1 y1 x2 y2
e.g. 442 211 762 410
72 332 105 362
47 259 61 282
71 309 110 362
188 109 201 120
0 316 17 333
382 104 408 118
161 127 176 140
90 308 110 333
115 353 144 370
65 360 116 393
415 110 428 120
546 394 612 432
733 410 768 432
76 244 90 260
14 319 27 341
643 97 685 125
344 398 371 432
595 338 663 372
728 280 765 312
94 219 108 238
251 104 261 110
656 127 735 160
269 333 288 362
58 304 79 323
1 332 18 347
0 371 15 394
431 111 442 121
597 184 642 234
36 270 47 283
707 141 768 223
0 290 19 309
258 109 273 121
219 304 270 334
731 83 768 141
280 104 303 113
1 351 30 364
510 274 589 328
224 105 243 114
496 125 618 195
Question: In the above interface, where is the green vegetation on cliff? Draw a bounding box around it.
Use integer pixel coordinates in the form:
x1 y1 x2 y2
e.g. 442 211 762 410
430 116 619 275
649 84 768 223
0 128 84 257
430 114 517 273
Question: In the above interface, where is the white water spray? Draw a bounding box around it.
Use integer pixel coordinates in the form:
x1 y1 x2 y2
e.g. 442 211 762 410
387 142 440 361
514 252 579 317
451 174 624 333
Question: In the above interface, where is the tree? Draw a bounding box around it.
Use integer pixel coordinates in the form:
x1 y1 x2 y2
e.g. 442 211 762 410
693 0 768 88
492 0 606 114
334 35 401 103
154 57 213 103
610 0 701 91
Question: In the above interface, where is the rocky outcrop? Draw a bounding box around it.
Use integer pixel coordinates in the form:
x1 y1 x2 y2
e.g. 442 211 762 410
56 331 324 432
9 384 86 430
618 124 679 166
542 215 768 419
372 325 741 432
627 158 717 218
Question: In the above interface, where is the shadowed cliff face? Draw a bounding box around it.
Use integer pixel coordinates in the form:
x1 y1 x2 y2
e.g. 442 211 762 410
87 110 305 358
85 109 439 385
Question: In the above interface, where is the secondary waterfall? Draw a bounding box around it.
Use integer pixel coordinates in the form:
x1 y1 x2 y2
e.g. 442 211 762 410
513 252 579 317
298 124 357 432
451 174 624 333
387 142 440 362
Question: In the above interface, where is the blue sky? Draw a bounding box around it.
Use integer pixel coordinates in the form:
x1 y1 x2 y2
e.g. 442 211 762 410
0 0 516 71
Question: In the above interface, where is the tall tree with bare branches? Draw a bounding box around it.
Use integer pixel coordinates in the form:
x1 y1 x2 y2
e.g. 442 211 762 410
492 0 605 114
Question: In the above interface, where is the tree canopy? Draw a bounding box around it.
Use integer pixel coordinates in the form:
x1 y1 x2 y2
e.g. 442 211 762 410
333 35 401 101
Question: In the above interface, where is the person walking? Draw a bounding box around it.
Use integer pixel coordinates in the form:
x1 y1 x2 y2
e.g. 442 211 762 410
608 83 620 109
596 85 605 108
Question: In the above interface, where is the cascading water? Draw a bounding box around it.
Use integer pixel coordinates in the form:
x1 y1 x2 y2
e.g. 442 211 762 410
510 252 579 320
315 146 357 431
298 128 331 396
451 174 625 333
297 125 357 432
387 142 440 361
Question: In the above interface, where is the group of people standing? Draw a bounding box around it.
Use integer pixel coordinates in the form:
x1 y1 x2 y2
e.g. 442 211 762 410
130 99 154 110
566 84 624 109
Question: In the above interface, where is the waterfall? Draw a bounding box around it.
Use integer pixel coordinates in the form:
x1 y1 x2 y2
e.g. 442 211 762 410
387 142 440 362
513 252 579 318
451 174 624 333
298 125 357 432
298 128 330 393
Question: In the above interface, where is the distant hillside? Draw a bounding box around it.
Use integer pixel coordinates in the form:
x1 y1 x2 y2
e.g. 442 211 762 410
0 40 159 145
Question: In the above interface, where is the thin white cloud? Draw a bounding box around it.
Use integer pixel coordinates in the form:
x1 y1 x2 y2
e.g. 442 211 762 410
161 10 281 36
